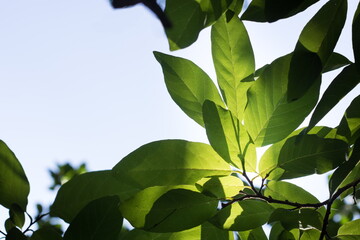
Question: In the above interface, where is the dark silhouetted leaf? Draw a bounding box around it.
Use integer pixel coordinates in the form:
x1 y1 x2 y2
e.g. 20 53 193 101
9 204 25 228
5 227 27 240
241 0 319 22
165 0 205 50
0 140 29 210
238 227 267 240
329 138 360 194
308 64 360 130
63 196 123 240
30 227 62 240
322 52 352 73
337 95 360 144
288 0 347 101
154 52 225 126
353 2 360 71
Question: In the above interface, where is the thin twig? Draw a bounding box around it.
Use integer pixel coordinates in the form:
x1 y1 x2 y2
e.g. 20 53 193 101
319 177 360 240
0 230 6 236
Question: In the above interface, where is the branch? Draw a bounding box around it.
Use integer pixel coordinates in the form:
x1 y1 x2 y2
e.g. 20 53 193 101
223 192 328 209
319 177 360 240
0 230 6 236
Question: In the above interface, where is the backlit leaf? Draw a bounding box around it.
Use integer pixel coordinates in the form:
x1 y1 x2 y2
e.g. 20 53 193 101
202 175 244 199
268 208 322 230
112 140 231 191
202 100 256 171
288 0 347 101
244 54 320 146
300 229 321 240
211 15 255 119
154 52 225 126
63 196 123 240
264 181 323 214
51 170 133 223
337 219 360 239
120 186 218 232
259 126 343 179
241 0 319 22
0 140 29 210
277 135 348 179
210 200 274 231
120 221 234 240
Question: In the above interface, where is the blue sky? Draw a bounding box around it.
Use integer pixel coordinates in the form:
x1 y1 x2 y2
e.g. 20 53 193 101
0 0 359 227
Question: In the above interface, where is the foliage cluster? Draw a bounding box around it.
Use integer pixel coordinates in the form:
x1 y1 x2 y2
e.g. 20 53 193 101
1 0 360 239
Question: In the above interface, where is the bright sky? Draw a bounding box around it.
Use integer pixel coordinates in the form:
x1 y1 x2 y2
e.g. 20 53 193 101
0 0 359 228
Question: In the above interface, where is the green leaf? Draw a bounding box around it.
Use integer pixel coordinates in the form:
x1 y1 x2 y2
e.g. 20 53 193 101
264 181 323 214
238 227 268 240
269 222 296 240
120 221 234 240
4 218 16 233
9 204 25 229
337 158 360 199
165 0 205 50
154 52 225 126
322 52 352 73
241 0 319 23
210 200 274 231
0 140 30 210
202 175 244 199
211 15 255 119
288 0 347 101
30 227 63 240
268 208 322 230
51 170 133 223
199 0 234 26
226 0 244 22
202 100 256 171
337 95 360 144
63 196 123 240
353 2 360 71
329 138 360 194
112 140 231 191
244 54 320 146
300 229 321 240
337 219 360 239
5 227 27 240
308 64 360 130
120 186 218 232
259 126 343 179
277 135 348 179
